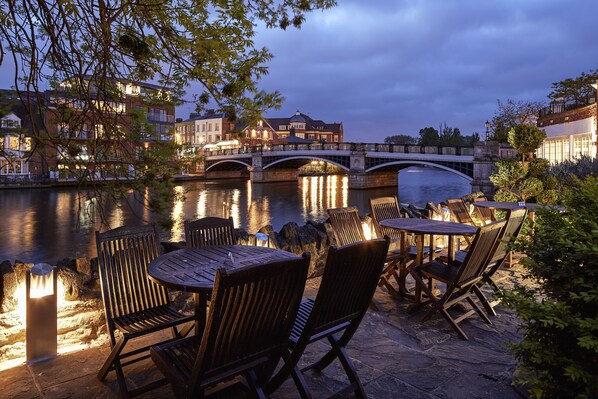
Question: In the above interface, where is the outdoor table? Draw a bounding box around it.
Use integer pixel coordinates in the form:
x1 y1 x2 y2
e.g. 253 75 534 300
473 201 565 221
148 245 300 333
379 218 478 296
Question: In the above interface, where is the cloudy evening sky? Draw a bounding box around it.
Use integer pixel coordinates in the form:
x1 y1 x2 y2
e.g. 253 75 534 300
238 0 598 142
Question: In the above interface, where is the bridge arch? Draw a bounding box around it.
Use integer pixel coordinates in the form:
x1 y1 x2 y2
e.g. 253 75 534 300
367 161 473 181
263 156 351 172
205 159 251 172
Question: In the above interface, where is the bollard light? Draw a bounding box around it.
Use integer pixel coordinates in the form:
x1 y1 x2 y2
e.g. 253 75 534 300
255 232 270 248
26 263 57 363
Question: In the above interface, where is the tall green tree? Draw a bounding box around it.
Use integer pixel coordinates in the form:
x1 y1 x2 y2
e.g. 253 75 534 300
438 122 462 146
508 124 547 163
0 0 336 225
489 99 544 143
417 127 440 146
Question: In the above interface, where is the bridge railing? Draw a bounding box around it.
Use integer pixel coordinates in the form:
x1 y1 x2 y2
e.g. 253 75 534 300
203 142 474 156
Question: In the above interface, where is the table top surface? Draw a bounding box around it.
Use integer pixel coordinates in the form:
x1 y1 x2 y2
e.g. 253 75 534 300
148 245 300 293
379 218 478 235
473 201 563 211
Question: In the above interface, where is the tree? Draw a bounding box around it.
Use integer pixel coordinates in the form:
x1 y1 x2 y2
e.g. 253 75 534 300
508 124 547 163
548 69 598 106
0 0 336 225
503 177 598 398
489 99 544 143
417 127 439 146
384 134 417 145
438 122 462 146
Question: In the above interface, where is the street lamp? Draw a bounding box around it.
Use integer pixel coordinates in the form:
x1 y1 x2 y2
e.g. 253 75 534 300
485 120 490 141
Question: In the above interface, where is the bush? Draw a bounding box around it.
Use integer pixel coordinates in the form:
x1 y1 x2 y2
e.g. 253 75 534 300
502 177 598 398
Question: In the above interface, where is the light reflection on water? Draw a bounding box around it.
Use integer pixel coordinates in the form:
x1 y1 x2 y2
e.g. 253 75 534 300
0 167 470 263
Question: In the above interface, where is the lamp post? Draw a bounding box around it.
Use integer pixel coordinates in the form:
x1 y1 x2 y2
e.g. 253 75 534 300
485 120 490 141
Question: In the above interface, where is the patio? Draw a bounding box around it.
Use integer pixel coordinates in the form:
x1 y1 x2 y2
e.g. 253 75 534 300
1 261 526 399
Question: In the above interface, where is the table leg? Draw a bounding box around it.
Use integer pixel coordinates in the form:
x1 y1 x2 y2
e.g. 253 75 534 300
193 292 207 336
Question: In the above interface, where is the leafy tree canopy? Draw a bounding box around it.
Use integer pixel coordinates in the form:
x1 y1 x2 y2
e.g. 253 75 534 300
508 124 547 163
417 127 440 146
489 99 544 143
0 0 336 226
548 68 598 106
383 134 417 145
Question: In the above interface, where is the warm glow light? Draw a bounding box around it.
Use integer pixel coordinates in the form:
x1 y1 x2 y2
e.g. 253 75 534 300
29 272 53 298
362 222 372 240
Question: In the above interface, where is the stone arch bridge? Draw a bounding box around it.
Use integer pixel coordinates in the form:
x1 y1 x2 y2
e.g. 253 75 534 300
202 142 502 194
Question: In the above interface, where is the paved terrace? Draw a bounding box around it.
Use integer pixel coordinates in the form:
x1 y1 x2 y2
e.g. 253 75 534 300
1 263 527 399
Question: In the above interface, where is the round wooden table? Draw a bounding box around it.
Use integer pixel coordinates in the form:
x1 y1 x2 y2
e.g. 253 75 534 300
149 245 301 331
379 218 478 298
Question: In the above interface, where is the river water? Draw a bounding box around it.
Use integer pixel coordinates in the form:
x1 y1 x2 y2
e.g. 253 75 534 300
0 167 470 263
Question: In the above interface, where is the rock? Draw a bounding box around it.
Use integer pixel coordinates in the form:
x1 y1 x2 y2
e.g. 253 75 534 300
58 267 82 301
74 258 92 282
161 241 185 253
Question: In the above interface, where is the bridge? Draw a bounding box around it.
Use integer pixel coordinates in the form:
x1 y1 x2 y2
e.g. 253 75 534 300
202 142 502 194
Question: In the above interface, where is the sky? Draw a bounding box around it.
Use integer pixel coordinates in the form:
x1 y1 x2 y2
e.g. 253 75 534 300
222 0 598 142
2 0 597 143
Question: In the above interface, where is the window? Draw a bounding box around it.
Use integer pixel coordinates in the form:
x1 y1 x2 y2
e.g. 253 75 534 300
215 123 219 131
95 124 105 138
208 123 212 131
202 124 205 132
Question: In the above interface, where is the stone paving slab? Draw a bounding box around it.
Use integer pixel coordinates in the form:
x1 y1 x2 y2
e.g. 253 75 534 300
1 265 526 399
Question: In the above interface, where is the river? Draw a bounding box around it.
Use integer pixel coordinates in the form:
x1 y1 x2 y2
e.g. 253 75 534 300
0 167 470 263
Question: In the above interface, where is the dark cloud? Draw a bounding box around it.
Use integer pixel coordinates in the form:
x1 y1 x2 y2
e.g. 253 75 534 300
246 0 598 141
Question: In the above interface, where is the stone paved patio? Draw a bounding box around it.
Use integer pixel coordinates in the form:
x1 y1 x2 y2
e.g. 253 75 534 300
1 263 527 399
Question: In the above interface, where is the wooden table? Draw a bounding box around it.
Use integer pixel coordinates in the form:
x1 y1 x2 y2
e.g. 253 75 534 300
380 218 478 303
148 245 300 332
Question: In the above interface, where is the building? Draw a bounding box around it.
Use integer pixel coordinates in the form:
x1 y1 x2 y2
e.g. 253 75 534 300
175 112 235 147
0 90 45 180
44 77 176 179
268 110 343 143
536 81 597 163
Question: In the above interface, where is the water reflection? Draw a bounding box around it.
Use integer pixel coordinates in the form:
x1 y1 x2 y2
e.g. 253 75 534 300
0 167 470 263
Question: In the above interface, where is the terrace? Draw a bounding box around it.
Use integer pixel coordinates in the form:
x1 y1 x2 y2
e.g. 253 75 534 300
0 258 526 398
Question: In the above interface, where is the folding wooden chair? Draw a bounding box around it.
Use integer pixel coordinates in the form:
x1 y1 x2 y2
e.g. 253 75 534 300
96 225 195 397
473 197 495 225
328 206 400 300
445 198 476 245
410 220 506 339
184 216 235 248
369 196 434 297
150 254 310 398
438 208 527 316
265 238 390 398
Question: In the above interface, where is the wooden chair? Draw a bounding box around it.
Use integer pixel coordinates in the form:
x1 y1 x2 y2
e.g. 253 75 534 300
439 208 527 316
265 238 390 398
410 220 506 340
369 196 434 296
445 198 476 245
473 197 494 225
328 206 400 300
150 253 310 399
184 216 235 248
96 225 195 397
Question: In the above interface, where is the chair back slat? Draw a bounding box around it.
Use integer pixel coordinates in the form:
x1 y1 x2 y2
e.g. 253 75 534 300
96 225 168 320
190 254 310 386
369 196 403 239
185 217 235 248
446 199 475 225
490 208 527 263
327 207 366 246
456 220 506 284
307 238 390 337
473 197 494 224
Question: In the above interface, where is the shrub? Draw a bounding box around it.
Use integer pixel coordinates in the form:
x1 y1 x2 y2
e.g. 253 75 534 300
502 177 598 399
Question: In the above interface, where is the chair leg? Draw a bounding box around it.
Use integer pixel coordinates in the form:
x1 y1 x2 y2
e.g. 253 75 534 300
245 370 267 399
439 308 468 340
465 295 492 325
98 337 127 381
291 365 312 399
472 284 497 317
329 336 367 399
266 349 305 395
